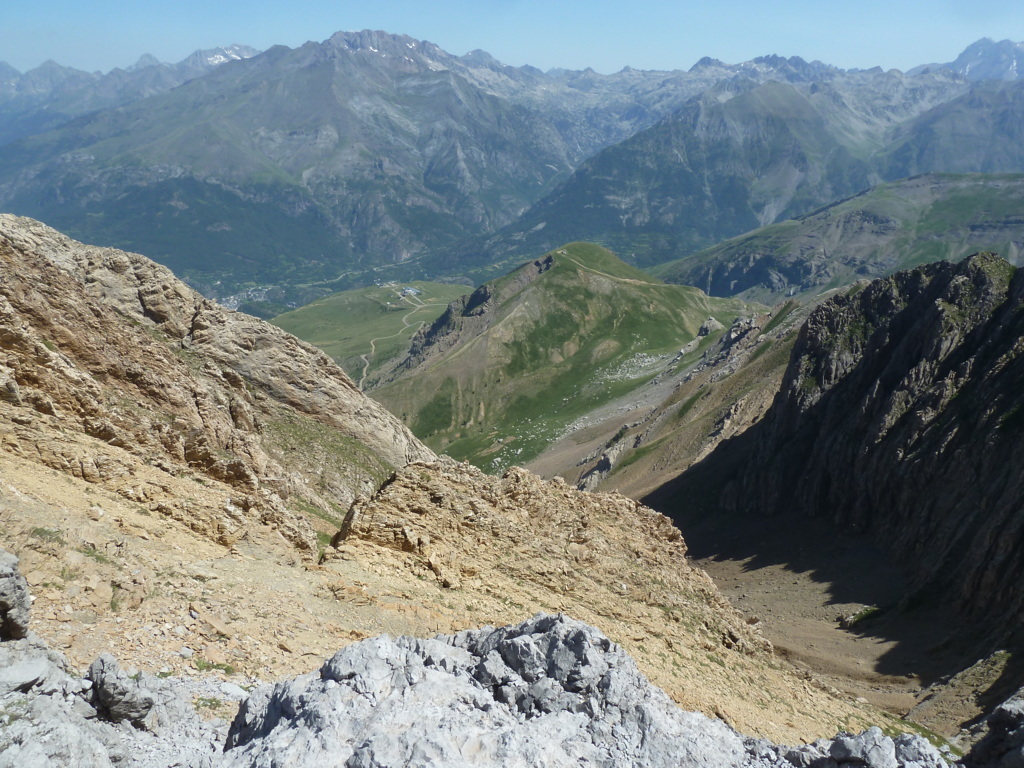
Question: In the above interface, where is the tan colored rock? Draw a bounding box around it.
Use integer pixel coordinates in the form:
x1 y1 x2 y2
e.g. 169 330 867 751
0 214 435 554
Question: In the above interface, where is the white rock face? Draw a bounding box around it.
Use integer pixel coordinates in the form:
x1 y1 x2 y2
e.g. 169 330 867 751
223 613 748 768
220 613 955 768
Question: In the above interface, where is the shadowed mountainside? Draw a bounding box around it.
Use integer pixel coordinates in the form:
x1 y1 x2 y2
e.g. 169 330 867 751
649 253 1024 654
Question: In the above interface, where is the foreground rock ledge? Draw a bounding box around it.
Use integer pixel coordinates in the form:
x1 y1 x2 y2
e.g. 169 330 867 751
222 613 949 768
4 535 1011 768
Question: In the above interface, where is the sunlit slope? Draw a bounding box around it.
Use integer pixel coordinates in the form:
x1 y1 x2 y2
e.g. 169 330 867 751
372 243 750 471
271 281 469 385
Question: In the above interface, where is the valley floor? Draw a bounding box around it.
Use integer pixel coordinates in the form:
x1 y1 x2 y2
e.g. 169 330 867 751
681 508 996 741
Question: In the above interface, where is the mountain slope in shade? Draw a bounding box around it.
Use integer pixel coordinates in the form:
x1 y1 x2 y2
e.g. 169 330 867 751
653 253 1024 642
883 80 1024 179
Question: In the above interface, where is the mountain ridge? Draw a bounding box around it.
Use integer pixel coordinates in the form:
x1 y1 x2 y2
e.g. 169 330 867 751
653 173 1024 302
2 33 1006 298
651 253 1024 643
371 242 749 471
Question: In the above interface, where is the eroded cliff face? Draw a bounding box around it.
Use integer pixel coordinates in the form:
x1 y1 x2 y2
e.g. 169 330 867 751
716 252 1024 629
0 214 433 552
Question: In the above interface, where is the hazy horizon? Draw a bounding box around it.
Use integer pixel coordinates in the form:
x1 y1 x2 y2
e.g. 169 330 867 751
3 0 1022 77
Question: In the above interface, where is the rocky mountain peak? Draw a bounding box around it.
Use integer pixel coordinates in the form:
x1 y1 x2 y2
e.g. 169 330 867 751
914 37 1024 82
0 214 433 553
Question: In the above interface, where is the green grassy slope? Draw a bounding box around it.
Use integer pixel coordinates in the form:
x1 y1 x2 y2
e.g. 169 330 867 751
270 281 469 385
372 242 751 472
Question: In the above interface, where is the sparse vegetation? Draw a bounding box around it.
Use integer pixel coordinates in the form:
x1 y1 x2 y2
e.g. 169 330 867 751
374 242 752 471
79 547 114 565
271 281 469 381
194 658 236 676
29 526 65 544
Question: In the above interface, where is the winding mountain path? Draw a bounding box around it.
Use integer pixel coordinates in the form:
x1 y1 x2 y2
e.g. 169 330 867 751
558 251 654 286
357 291 448 389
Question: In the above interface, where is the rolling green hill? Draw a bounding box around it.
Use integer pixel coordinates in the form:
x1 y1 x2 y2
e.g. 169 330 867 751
270 281 469 386
370 242 751 471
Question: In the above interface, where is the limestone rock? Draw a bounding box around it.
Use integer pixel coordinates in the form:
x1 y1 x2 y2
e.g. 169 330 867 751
892 733 948 768
1 636 221 767
223 613 950 768
830 727 898 768
699 316 726 335
88 653 157 727
224 613 747 767
0 549 31 639
960 686 1024 767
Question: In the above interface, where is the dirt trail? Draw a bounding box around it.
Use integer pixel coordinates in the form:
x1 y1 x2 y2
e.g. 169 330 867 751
559 252 654 286
357 291 447 389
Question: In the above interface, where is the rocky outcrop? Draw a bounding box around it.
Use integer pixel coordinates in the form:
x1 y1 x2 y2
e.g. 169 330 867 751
224 613 749 767
0 214 433 552
0 549 30 640
392 253 554 378
332 458 768 655
0 549 224 767
0 548 958 768
962 686 1024 767
679 253 1024 632
222 613 949 768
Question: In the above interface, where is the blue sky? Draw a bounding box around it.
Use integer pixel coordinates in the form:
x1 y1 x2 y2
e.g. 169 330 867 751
3 0 1022 75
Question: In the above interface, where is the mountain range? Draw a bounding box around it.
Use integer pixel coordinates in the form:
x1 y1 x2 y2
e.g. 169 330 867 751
462 75 1024 276
653 173 1024 302
912 37 1024 82
2 34 1021 297
0 44 258 146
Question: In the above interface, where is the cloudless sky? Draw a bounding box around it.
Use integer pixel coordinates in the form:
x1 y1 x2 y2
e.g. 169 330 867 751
2 0 1022 76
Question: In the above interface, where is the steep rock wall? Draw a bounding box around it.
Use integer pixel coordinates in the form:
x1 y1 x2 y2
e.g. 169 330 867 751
715 253 1024 627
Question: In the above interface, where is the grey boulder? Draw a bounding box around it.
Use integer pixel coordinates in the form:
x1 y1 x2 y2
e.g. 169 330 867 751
0 549 31 640
224 613 748 767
